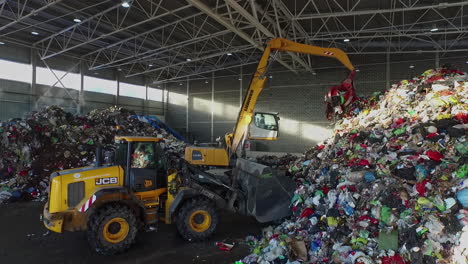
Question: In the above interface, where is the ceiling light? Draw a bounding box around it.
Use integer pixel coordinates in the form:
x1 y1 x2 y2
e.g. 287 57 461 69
121 1 130 8
465 61 468 64
227 53 233 56
73 18 82 23
268 75 273 79
31 31 39 35
343 38 350 42
409 65 415 69
355 69 360 72
430 27 439 32
148 64 153 67
238 78 242 81
205 80 209 84
186 58 192 62
0 41 5 45
117 68 122 71
179 83 183 86
312 72 317 75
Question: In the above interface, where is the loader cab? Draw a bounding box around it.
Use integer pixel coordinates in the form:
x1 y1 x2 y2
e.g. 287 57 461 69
114 136 167 192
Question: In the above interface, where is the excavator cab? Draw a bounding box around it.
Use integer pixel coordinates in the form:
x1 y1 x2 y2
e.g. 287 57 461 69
248 112 279 140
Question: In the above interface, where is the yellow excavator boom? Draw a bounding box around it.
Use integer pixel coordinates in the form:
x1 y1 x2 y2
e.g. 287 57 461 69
227 38 355 156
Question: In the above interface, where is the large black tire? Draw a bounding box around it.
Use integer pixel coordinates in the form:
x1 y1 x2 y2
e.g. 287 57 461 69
87 204 138 255
176 198 219 241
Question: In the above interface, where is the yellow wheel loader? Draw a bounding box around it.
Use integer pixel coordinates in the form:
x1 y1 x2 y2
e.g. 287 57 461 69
42 136 223 255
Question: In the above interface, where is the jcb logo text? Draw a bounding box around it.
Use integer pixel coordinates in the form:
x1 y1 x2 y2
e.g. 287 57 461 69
95 177 118 185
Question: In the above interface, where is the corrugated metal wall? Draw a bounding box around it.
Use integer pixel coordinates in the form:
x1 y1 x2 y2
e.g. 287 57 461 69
0 44 165 121
167 52 468 153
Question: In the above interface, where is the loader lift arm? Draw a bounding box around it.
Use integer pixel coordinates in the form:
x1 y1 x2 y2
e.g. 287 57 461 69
226 38 355 157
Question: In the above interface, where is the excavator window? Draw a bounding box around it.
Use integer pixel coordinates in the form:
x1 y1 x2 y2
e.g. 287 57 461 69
254 113 278 131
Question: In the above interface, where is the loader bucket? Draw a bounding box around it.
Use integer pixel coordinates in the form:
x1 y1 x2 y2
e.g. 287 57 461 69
233 158 296 223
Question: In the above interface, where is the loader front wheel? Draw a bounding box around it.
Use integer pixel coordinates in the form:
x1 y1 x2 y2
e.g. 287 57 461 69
176 198 218 241
87 204 138 255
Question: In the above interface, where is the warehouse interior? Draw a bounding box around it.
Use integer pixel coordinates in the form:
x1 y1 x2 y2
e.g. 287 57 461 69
0 0 467 263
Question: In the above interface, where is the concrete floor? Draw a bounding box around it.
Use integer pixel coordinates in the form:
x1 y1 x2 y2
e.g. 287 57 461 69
0 202 265 264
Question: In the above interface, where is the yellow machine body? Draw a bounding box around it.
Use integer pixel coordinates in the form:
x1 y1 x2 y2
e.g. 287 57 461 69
184 146 230 167
43 136 177 234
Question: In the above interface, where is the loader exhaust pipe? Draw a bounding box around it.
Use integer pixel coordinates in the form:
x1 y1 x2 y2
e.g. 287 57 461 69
95 146 103 167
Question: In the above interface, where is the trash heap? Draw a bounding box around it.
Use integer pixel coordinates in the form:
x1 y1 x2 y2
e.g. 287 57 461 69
240 68 468 264
0 106 185 203
256 154 298 170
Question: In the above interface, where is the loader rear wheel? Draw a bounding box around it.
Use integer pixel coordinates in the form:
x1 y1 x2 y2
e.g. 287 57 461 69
176 198 218 241
87 204 137 255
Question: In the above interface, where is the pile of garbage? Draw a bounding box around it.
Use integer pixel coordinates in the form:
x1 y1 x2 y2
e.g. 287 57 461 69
256 154 298 170
0 106 185 203
240 68 468 264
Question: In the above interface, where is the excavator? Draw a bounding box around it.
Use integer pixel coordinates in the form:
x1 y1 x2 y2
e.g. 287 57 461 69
185 38 355 167
41 38 355 255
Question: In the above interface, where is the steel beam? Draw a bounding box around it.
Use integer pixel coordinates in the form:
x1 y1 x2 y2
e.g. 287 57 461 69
39 1 177 60
125 45 254 78
295 1 468 20
153 59 259 83
224 0 312 72
0 0 63 32
186 0 297 73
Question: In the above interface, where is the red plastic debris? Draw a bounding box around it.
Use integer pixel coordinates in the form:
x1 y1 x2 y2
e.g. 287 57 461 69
358 159 370 167
300 208 315 218
415 180 431 197
216 242 234 251
380 254 407 264
454 112 468 123
358 215 379 225
426 150 443 161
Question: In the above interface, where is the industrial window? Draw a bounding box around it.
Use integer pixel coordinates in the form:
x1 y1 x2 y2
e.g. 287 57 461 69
148 88 163 102
0 59 32 83
37 67 80 90
84 76 117 95
120 82 146 99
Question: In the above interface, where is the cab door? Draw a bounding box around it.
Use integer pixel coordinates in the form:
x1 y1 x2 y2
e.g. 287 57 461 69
248 112 279 140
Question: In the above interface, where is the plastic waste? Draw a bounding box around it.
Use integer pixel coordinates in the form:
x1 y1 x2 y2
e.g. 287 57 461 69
239 68 468 264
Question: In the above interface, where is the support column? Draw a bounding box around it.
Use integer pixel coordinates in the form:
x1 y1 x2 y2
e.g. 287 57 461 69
186 78 189 137
31 48 37 111
145 78 149 115
78 60 84 114
435 50 440 69
239 66 243 107
386 52 390 89
211 72 215 143
161 83 165 118
116 74 120 106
